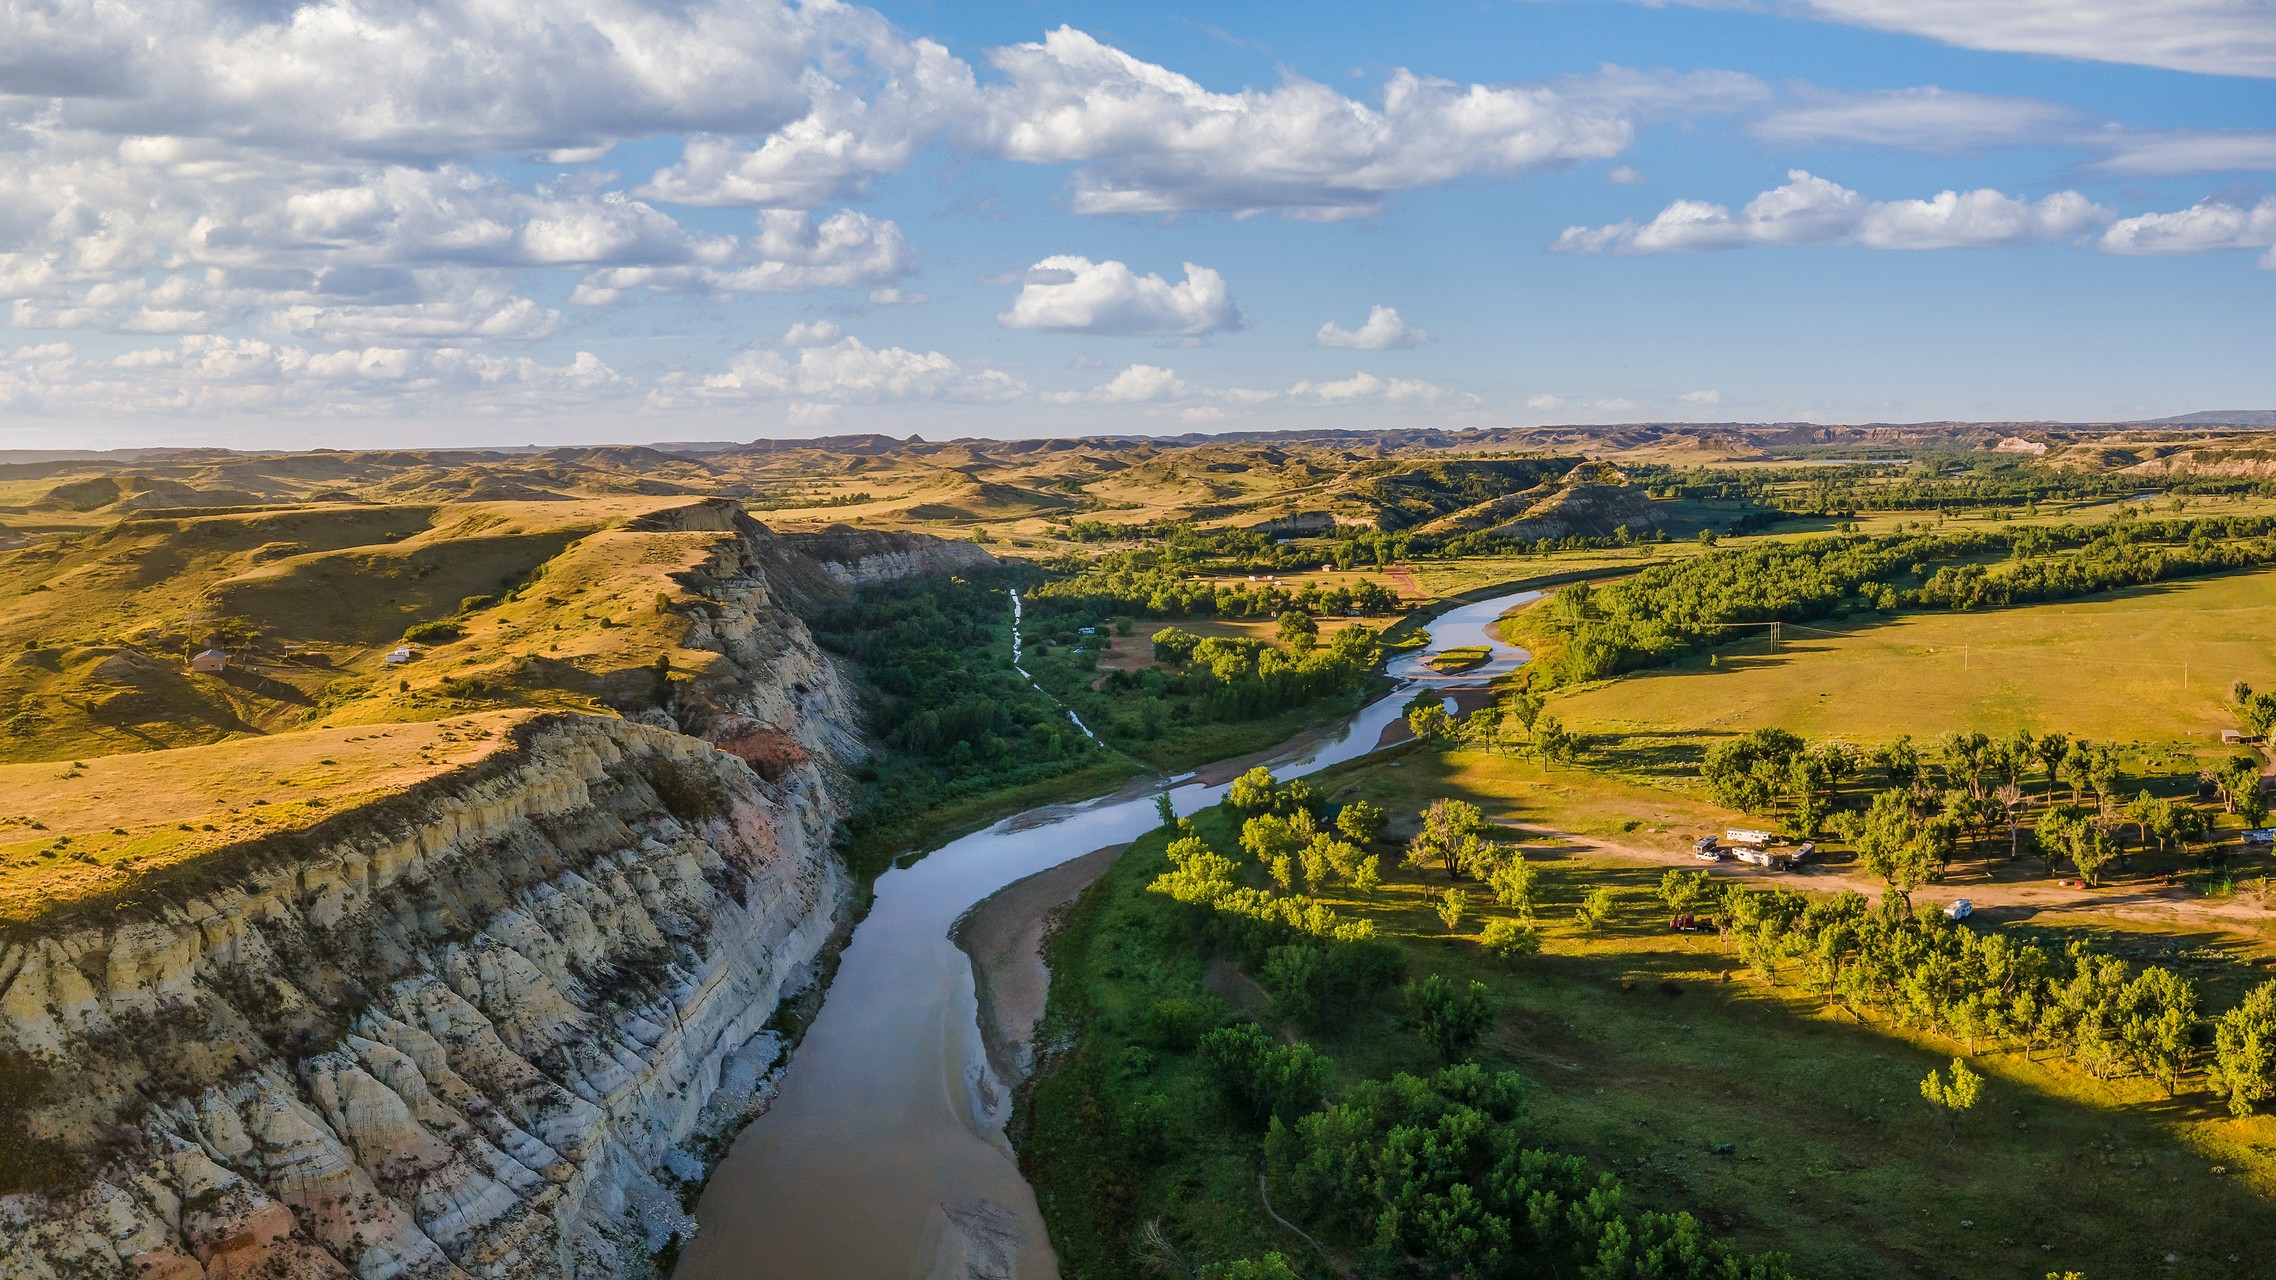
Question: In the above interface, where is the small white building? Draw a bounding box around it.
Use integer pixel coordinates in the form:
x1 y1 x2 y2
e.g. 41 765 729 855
189 648 228 674
384 647 416 665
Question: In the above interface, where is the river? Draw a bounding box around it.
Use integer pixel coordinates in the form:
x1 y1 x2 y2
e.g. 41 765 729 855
673 585 1542 1280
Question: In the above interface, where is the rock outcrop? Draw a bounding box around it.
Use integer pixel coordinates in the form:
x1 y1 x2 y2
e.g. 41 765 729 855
0 516 994 1279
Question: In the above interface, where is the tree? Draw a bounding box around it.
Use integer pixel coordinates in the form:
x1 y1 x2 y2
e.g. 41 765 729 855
2118 966 2199 1095
1335 798 1386 845
1576 885 1619 933
1227 766 1280 814
1846 789 1941 906
1274 609 1318 652
1437 888 1471 931
1994 782 2028 859
1410 974 1495 1061
1487 857 1540 916
2034 731 2070 803
1659 868 1711 915
2068 823 2117 888
2209 979 2276 1118
1406 693 1451 743
1532 713 1576 773
1919 1057 1984 1144
1407 798 1490 880
1155 792 1177 830
1481 917 1541 958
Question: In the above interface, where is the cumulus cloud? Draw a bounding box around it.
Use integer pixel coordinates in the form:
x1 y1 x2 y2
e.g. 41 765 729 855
997 256 1242 336
1725 0 2276 79
1313 305 1432 350
644 24 1761 218
1553 170 2112 254
1607 166 1648 185
567 210 915 304
2098 197 2276 265
0 0 830 161
649 328 1026 407
1680 389 1722 404
0 336 620 416
1283 372 1467 405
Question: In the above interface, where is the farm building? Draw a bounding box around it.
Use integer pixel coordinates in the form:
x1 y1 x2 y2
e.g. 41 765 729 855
189 648 227 674
384 647 416 665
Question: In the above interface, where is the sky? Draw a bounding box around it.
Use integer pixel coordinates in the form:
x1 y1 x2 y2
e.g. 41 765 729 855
1 0 2272 449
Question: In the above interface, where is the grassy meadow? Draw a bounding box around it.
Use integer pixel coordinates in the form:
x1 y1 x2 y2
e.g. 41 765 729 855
1539 565 2276 746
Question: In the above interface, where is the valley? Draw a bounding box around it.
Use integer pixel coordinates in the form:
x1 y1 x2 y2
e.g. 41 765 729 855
1 423 2273 1280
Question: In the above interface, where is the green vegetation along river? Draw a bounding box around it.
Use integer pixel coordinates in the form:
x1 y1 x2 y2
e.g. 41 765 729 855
671 587 1540 1279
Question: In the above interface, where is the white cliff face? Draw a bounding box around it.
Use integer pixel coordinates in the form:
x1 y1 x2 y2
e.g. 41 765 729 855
1 717 847 1279
0 517 992 1280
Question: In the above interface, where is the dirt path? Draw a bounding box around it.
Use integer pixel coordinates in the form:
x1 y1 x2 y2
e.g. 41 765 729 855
951 844 1126 1089
1531 827 2276 939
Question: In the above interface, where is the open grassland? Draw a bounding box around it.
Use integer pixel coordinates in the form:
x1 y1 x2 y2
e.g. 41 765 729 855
1032 798 2276 1280
1542 566 2276 746
0 710 531 923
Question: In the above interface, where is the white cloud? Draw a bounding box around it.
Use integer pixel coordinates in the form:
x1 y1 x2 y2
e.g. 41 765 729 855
2086 130 2276 175
997 256 1242 336
782 319 845 347
1753 87 2086 152
1736 0 2276 79
1680 389 1722 404
650 330 1027 407
1284 372 1466 405
1093 363 1190 403
1607 166 1648 185
1555 170 2112 254
636 25 1759 219
567 209 916 304
0 0 829 160
0 336 621 416
966 28 1657 218
1526 393 1566 410
1313 305 1432 350
2098 197 2276 264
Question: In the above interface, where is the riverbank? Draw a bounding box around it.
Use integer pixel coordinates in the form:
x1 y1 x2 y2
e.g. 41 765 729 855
953 844 1127 1090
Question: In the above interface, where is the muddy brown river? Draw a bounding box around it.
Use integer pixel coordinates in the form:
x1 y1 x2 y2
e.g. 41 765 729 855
673 587 1540 1279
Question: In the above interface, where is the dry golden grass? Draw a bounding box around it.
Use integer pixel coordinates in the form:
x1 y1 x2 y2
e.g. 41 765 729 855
0 709 534 922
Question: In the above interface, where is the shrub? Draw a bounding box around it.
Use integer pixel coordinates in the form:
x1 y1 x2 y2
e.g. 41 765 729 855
403 621 462 644
1481 917 1542 958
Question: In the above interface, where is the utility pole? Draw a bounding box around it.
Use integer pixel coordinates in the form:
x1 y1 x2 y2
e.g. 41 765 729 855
1964 644 1969 671
1769 621 1779 654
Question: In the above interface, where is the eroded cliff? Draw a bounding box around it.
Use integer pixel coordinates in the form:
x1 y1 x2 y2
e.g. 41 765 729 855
0 515 995 1279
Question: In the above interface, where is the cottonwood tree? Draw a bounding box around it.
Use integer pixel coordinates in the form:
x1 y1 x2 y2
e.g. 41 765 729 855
1437 888 1471 931
1409 974 1495 1061
1407 798 1491 880
1335 798 1386 845
1489 857 1540 917
2034 731 2071 803
1575 885 1619 933
1659 868 1712 915
1919 1058 1984 1145
2209 979 2276 1117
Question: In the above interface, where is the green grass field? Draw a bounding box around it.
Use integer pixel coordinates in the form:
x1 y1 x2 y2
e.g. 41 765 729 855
1542 566 2276 746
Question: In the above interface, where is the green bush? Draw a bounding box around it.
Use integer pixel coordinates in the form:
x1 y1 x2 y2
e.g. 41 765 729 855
403 621 462 644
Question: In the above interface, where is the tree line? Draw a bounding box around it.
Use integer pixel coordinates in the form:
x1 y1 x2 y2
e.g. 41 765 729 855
1522 513 2276 684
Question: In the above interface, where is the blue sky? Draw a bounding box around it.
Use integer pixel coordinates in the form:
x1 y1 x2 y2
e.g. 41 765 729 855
0 0 2270 446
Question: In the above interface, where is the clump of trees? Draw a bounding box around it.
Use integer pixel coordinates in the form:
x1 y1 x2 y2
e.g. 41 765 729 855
1713 882 2276 1113
1695 725 2244 888
1265 1062 1798 1280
